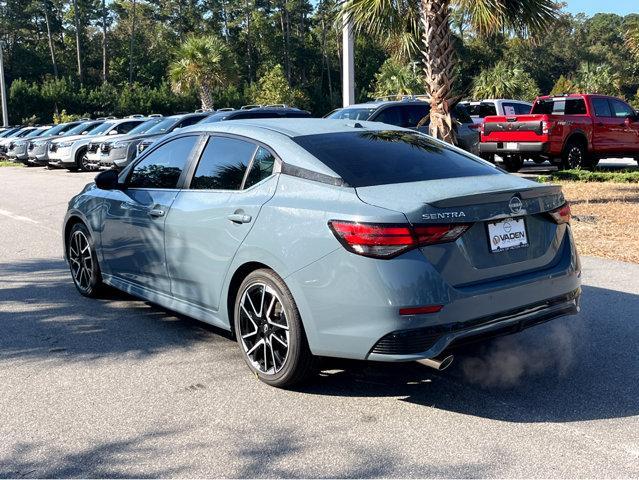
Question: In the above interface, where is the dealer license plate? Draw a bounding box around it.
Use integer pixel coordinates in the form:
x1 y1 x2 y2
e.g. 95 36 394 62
487 217 528 252
505 142 519 150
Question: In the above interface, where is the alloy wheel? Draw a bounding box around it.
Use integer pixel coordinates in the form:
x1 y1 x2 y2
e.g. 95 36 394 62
69 230 93 292
567 146 582 169
238 283 290 374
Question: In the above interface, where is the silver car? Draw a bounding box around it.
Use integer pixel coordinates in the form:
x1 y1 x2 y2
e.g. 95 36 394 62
27 120 89 166
5 126 52 161
63 119 580 388
49 117 146 171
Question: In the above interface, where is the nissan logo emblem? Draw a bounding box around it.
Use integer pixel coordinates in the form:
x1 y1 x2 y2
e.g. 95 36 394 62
509 196 523 215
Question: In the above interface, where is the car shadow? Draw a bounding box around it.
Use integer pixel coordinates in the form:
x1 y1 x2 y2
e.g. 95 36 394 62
297 285 639 424
0 257 235 363
2 258 637 425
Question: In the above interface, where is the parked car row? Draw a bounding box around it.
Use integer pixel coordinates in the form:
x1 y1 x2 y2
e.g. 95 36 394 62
0 106 314 171
2 98 490 174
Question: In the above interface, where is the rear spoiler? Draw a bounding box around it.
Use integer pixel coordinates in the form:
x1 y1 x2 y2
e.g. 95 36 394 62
429 185 563 208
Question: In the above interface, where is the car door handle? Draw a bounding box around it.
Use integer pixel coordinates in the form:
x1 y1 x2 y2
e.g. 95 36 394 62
120 201 135 210
149 208 166 218
227 213 252 224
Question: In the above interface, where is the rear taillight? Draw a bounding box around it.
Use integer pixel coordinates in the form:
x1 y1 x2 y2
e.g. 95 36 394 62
478 122 485 135
328 221 471 259
548 202 571 224
542 120 553 135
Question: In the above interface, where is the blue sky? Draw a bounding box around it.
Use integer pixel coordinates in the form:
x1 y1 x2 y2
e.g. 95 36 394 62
563 0 637 16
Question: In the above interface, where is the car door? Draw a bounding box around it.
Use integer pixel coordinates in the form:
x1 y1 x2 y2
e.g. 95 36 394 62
99 135 200 294
609 98 639 153
164 135 279 312
590 97 616 152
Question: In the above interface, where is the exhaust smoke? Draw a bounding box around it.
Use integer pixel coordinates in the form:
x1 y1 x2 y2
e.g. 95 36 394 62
460 321 584 388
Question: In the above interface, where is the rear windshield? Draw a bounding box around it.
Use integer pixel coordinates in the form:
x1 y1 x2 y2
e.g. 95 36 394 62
327 107 377 121
531 98 587 115
293 130 500 187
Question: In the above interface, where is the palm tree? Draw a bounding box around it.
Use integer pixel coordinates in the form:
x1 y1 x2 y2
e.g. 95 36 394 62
168 35 235 110
472 61 538 101
625 24 639 60
341 0 557 143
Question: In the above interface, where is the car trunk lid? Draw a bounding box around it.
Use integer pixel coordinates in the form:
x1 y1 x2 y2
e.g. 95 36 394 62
355 175 567 286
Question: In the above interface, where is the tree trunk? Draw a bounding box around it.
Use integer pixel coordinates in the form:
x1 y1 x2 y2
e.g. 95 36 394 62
43 0 58 79
129 0 136 84
199 84 214 110
245 0 252 82
72 0 83 84
102 0 108 83
420 0 455 143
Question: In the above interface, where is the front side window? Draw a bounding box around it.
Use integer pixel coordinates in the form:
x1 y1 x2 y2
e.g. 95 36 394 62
190 136 258 190
128 136 198 189
610 99 634 118
514 103 531 115
244 147 276 189
293 130 500 188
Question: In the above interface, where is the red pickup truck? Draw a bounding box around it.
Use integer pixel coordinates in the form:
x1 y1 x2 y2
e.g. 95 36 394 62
479 94 639 172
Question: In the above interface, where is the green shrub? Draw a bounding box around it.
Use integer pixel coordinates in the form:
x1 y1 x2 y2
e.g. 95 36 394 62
537 169 639 183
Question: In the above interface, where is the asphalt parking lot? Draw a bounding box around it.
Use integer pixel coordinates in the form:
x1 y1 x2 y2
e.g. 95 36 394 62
0 164 637 478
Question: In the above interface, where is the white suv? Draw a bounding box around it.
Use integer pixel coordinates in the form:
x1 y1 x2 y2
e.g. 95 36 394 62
460 99 532 124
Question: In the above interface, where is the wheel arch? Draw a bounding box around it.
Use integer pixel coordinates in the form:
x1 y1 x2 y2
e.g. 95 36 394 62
63 215 87 261
562 130 589 153
226 261 277 336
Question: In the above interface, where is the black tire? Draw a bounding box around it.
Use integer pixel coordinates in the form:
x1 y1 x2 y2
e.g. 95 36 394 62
234 268 314 388
75 148 90 172
561 140 590 170
480 153 495 164
502 155 524 172
67 222 104 297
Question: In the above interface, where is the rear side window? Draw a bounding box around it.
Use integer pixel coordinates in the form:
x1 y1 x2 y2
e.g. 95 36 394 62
244 147 276 188
190 136 257 190
293 130 500 188
480 103 497 117
452 104 472 124
514 103 531 115
592 98 612 117
565 99 587 115
374 107 404 126
128 136 198 189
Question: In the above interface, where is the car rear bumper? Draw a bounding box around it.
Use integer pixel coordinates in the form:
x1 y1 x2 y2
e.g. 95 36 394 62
287 228 581 361
480 142 547 154
367 288 580 361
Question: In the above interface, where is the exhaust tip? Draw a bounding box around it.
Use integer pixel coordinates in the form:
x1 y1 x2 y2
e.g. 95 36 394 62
419 354 454 371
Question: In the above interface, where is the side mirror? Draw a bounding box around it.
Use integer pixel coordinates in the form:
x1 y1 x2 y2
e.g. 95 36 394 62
108 130 119 135
95 169 121 190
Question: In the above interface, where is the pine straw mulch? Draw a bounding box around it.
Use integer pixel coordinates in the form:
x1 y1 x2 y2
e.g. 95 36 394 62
558 182 639 263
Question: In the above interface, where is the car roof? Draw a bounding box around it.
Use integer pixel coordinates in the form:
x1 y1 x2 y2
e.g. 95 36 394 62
177 118 412 178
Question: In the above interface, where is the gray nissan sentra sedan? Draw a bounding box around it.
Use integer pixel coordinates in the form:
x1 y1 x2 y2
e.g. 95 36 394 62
63 119 581 387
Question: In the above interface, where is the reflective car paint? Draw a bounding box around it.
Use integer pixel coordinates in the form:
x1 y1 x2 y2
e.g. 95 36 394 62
64 119 581 363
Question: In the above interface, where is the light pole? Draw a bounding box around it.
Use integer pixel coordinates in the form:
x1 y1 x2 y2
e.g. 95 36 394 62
342 14 355 108
0 40 8 127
